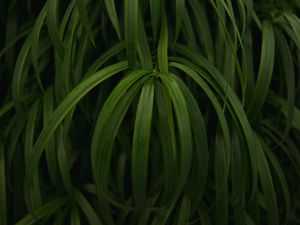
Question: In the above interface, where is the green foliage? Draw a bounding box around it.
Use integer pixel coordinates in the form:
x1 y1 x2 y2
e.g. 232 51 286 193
0 0 300 224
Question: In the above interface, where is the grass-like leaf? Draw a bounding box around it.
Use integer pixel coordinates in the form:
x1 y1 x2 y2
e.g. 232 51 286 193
150 0 162 40
157 6 168 73
160 72 192 203
132 78 155 208
15 197 69 225
125 0 138 67
1 1 300 224
75 0 95 45
104 0 121 39
46 0 65 57
246 21 275 119
74 190 103 225
26 61 128 187
255 135 279 225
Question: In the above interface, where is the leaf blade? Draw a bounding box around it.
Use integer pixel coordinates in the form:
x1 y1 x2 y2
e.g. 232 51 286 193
132 78 155 208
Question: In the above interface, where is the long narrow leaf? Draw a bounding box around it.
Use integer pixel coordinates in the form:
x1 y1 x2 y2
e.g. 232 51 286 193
26 61 128 186
247 21 275 119
15 197 69 225
124 0 138 67
132 78 155 208
104 0 121 38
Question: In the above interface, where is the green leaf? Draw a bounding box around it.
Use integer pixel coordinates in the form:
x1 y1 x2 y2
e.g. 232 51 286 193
85 42 125 76
154 81 177 204
275 30 295 136
53 206 69 225
230 128 246 225
160 72 192 202
188 0 214 62
43 87 61 189
74 190 103 225
57 126 73 193
262 118 300 176
59 0 76 38
12 35 32 111
255 134 279 225
31 4 47 93
174 0 185 42
137 9 153 70
208 0 247 94
199 210 212 225
70 205 81 225
91 70 149 204
132 78 155 208
264 146 290 225
124 0 138 67
0 26 31 60
171 47 257 196
15 197 69 225
24 100 42 210
150 0 162 40
151 203 176 225
26 61 128 187
268 95 300 132
75 0 95 46
168 62 231 170
57 6 80 99
181 6 198 50
171 74 208 206
214 130 229 225
246 21 275 119
158 6 168 73
47 0 65 57
104 0 121 39
243 29 255 105
91 71 149 224
283 12 300 49
176 195 191 225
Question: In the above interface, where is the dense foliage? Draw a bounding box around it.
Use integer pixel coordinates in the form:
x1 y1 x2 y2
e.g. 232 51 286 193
0 0 300 224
